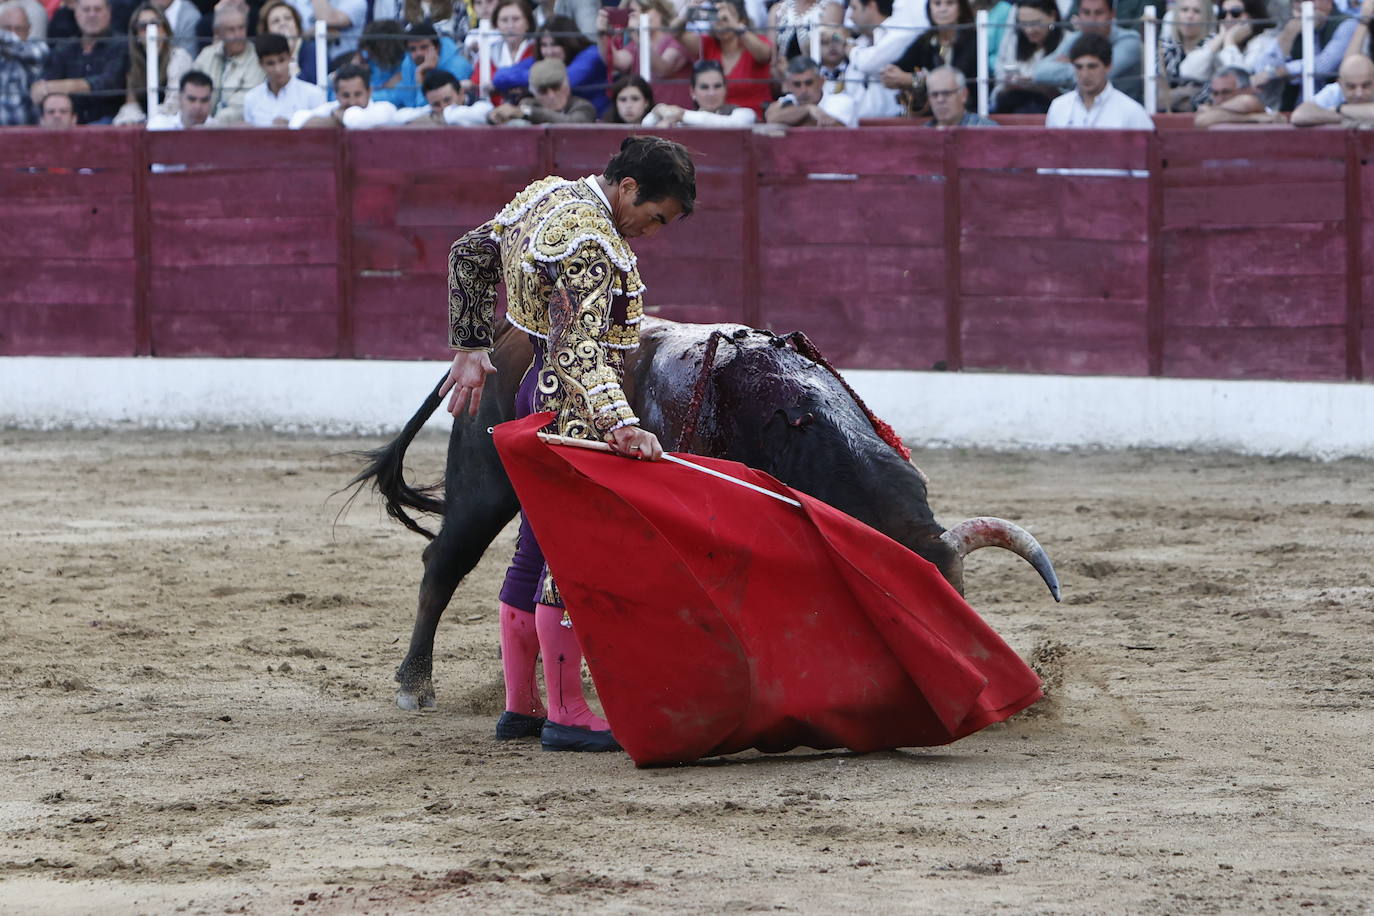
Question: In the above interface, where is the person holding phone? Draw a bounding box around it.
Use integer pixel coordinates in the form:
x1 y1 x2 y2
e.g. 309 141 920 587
671 0 774 115
597 0 693 106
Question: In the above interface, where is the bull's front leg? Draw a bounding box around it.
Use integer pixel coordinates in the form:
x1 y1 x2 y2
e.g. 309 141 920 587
395 406 518 711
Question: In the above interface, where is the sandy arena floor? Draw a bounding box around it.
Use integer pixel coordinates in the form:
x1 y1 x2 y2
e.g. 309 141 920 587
1 427 1372 914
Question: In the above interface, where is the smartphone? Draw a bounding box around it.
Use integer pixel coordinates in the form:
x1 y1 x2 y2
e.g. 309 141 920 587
606 7 631 28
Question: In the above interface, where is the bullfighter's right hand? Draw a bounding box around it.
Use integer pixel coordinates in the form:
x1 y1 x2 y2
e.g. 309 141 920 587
607 425 663 461
441 349 496 418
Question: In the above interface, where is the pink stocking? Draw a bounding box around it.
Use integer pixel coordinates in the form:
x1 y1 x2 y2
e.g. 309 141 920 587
535 603 609 731
500 602 546 718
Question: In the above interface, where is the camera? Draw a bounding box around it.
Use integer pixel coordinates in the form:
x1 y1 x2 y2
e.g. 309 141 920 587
687 2 717 22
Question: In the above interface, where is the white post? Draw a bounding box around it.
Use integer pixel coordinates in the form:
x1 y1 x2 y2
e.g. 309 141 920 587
975 9 988 117
479 18 493 98
809 25 821 63
1300 0 1315 102
1143 5 1158 113
314 19 328 89
638 15 651 83
144 22 159 113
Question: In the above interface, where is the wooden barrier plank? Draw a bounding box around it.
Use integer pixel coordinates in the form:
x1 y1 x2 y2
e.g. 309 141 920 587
1160 129 1345 164
635 256 746 307
145 129 336 169
349 129 543 171
150 311 340 357
958 128 1148 170
759 180 943 247
553 126 747 173
0 128 136 169
1161 327 1348 380
149 217 338 268
752 127 946 177
351 274 449 359
0 200 135 260
960 296 1150 376
1162 223 1346 277
760 244 946 296
959 171 1147 242
148 169 337 219
149 265 337 313
350 225 456 273
1164 273 1347 328
0 259 135 306
1162 159 1346 187
0 302 136 357
0 166 134 200
634 213 745 260
960 237 1148 300
1163 182 1345 227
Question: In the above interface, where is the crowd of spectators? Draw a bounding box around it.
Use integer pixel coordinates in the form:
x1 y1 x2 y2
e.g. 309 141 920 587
2 0 1372 127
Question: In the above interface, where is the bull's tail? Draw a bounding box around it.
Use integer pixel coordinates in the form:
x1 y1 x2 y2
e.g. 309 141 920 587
343 373 449 540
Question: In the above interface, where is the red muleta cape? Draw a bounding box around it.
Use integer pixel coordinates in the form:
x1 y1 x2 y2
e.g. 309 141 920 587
494 413 1042 767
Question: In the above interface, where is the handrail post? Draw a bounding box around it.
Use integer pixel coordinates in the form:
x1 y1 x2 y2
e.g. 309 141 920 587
479 18 493 98
1143 6 1158 112
638 17 651 83
314 19 328 89
1301 0 1315 102
975 10 989 117
144 22 159 115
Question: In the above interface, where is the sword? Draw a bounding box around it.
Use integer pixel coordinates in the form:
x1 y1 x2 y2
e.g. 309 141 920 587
535 432 803 509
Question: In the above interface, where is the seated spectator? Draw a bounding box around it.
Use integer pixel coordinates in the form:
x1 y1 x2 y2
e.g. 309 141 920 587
146 66 212 125
290 61 399 125
1291 52 1374 123
1033 0 1143 101
191 1 262 123
294 0 369 58
377 19 471 107
39 87 77 124
881 0 979 113
843 0 904 118
32 0 127 123
1179 0 1277 106
530 0 598 41
817 23 848 91
764 54 857 125
642 57 757 124
243 32 324 124
48 0 132 42
1346 0 1372 59
672 0 773 117
1159 0 1209 110
601 72 652 121
257 0 318 85
475 0 536 99
156 0 197 57
1 0 44 125
496 14 604 113
414 67 496 123
487 55 592 120
358 19 408 99
461 0 502 59
992 0 1064 113
597 0 691 107
114 1 192 124
1257 0 1356 107
925 63 997 124
371 0 463 41
15 0 46 41
765 0 843 84
1193 64 1284 123
1044 30 1152 125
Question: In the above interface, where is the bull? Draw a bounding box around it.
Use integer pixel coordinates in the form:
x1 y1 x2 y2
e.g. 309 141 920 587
351 317 1061 712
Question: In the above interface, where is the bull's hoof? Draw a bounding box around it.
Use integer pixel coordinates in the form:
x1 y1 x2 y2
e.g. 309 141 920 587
395 686 436 711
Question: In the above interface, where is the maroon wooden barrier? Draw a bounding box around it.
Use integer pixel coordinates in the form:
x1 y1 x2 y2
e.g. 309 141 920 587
0 126 1368 384
0 131 139 356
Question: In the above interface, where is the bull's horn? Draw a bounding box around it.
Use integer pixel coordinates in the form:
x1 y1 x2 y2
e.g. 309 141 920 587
940 517 1062 602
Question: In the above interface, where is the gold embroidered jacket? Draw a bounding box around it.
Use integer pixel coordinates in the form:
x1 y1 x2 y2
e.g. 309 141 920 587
447 176 646 439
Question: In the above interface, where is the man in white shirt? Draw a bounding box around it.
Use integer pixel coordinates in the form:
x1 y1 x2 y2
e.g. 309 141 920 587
290 63 399 128
1291 53 1374 126
1032 0 1143 101
1045 33 1153 128
765 55 859 127
147 70 216 129
191 3 265 124
847 0 906 119
243 33 325 127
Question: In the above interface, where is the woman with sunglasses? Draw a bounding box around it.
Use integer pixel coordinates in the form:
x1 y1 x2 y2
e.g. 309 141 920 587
1159 0 1212 109
1179 0 1277 100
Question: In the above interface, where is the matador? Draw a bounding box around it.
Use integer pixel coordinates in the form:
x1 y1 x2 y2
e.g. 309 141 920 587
440 136 697 753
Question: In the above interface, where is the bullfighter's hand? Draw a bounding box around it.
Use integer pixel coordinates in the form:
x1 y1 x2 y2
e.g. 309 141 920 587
441 349 496 418
607 425 663 461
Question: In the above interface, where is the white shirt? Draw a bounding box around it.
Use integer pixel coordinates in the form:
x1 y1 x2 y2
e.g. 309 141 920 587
1312 81 1345 109
1045 82 1153 129
290 0 368 55
773 91 858 127
147 111 215 130
641 105 758 127
846 24 904 119
243 77 327 127
288 98 399 129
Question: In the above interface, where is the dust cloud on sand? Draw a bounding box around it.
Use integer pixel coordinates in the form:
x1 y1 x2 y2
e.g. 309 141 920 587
1 430 1372 913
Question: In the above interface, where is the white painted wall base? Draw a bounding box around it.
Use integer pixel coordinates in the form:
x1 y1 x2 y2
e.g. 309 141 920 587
3 357 1372 459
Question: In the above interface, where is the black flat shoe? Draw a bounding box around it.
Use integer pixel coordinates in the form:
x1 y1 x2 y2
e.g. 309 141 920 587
495 710 546 740
540 720 621 752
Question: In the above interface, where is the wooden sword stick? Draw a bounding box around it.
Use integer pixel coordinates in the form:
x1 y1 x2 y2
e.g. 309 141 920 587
535 432 803 509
